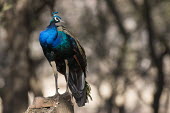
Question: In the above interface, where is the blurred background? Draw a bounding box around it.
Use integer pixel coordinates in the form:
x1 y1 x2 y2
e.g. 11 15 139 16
0 0 170 113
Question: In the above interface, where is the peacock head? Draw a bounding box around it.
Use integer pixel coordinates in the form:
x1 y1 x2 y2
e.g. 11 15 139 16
51 12 64 25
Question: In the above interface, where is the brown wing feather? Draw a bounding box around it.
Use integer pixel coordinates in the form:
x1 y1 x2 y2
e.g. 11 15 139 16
61 26 86 56
58 26 90 106
60 25 87 70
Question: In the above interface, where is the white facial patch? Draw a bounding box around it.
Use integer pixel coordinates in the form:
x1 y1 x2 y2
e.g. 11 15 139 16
54 17 59 22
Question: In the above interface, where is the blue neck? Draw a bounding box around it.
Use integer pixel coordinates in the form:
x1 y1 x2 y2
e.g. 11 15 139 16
47 21 56 28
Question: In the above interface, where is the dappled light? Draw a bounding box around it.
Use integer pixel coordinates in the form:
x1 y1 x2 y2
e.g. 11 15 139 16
0 0 170 113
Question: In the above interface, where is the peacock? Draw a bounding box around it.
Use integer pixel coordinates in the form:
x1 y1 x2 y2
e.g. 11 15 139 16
39 12 91 107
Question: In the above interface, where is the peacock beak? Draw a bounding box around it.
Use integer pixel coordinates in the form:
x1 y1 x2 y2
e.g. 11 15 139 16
60 19 65 23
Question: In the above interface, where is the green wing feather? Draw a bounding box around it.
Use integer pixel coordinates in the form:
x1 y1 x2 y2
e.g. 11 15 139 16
60 26 86 57
85 81 93 101
60 25 87 70
59 25 92 102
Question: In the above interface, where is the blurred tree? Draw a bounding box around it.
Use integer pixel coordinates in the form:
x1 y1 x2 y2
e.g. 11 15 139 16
0 0 55 113
0 0 170 113
143 0 170 113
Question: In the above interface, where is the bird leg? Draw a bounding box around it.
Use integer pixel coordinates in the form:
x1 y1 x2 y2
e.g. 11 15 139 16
65 59 69 93
50 61 59 95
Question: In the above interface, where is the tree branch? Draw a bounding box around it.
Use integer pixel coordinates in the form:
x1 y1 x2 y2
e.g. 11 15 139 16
143 1 165 113
106 0 130 40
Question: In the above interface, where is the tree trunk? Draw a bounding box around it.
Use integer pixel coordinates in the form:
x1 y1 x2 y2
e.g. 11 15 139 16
25 93 74 113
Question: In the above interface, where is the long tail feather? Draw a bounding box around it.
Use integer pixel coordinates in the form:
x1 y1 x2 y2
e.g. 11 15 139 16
68 71 91 107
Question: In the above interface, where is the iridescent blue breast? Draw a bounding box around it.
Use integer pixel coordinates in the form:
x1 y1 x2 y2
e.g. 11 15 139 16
39 26 58 47
39 25 75 59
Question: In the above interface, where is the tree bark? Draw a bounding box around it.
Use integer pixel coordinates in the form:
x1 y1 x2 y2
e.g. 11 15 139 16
0 0 55 113
25 92 74 113
143 1 165 113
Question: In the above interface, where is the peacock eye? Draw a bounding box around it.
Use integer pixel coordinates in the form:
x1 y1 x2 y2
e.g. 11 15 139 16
54 17 59 22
